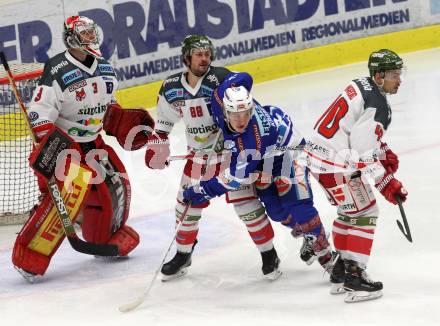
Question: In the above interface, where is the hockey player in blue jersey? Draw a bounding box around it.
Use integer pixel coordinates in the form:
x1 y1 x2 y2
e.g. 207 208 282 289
183 72 335 272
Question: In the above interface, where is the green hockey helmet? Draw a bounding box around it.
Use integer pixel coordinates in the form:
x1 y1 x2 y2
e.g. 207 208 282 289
368 49 403 77
181 35 215 64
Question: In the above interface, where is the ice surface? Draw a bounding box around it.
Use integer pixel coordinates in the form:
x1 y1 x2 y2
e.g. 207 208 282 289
1 48 439 326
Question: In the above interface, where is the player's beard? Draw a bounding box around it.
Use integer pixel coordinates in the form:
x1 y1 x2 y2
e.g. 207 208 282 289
190 63 209 77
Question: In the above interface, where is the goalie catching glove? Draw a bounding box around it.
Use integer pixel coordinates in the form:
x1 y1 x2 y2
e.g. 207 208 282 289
103 103 155 150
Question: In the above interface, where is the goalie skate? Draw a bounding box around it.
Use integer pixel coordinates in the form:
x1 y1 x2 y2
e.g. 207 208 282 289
14 266 38 284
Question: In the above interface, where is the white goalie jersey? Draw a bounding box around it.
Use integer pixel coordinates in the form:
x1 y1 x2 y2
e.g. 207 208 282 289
155 66 231 152
28 50 118 142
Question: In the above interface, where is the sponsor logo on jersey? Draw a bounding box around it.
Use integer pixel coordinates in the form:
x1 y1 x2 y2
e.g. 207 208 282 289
206 74 219 86
255 106 273 136
252 124 262 151
102 76 113 81
345 85 358 100
67 127 100 137
75 88 86 102
164 88 184 102
28 111 39 122
163 76 179 86
186 123 218 135
98 64 114 74
158 120 174 127
201 85 214 97
62 69 83 85
50 60 69 75
78 103 108 115
77 118 102 126
357 78 372 91
68 80 87 92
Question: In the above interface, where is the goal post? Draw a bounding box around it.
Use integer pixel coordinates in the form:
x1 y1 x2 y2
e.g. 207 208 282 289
0 62 43 225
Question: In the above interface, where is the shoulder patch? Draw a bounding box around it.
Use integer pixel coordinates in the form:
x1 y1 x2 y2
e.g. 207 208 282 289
344 84 358 100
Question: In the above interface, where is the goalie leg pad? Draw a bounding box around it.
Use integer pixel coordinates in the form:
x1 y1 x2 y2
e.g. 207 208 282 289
81 141 134 254
12 161 92 276
107 225 140 256
233 199 274 252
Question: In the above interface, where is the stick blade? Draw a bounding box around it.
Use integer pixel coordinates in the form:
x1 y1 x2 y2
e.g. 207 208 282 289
118 297 145 313
396 220 413 243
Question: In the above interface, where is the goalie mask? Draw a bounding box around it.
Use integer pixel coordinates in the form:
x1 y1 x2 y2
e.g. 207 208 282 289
63 16 102 59
223 86 254 132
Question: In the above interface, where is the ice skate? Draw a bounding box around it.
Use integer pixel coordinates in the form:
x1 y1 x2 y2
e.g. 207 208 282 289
329 253 346 295
161 251 192 282
161 239 197 282
14 266 38 284
343 260 383 302
299 234 316 265
261 248 282 280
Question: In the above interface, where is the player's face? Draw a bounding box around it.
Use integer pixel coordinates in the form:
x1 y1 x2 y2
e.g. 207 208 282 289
382 69 404 94
189 49 211 77
78 25 98 45
228 110 252 133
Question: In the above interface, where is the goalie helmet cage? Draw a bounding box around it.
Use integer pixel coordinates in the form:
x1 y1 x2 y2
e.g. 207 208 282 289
0 62 43 225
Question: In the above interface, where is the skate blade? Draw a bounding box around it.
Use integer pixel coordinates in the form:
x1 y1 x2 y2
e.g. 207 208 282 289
264 269 282 281
14 266 37 284
330 283 346 295
305 256 316 266
161 267 189 282
344 290 383 303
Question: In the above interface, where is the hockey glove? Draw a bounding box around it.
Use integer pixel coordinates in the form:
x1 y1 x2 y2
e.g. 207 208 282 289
375 172 407 205
145 132 170 170
103 103 155 150
379 142 399 174
183 184 212 206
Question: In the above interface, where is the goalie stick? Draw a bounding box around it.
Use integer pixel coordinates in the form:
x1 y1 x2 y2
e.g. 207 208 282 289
0 51 119 257
118 131 222 313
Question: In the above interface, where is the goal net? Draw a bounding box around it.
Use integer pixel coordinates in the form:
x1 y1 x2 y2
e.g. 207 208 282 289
0 62 43 225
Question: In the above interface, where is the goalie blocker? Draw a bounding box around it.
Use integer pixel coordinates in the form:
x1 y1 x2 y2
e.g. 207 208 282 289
13 127 139 277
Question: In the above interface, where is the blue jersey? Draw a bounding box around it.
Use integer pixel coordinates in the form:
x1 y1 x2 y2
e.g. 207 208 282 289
199 73 309 221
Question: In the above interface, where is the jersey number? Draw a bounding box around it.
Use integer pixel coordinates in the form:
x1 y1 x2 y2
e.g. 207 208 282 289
92 82 98 94
315 96 349 139
190 106 203 118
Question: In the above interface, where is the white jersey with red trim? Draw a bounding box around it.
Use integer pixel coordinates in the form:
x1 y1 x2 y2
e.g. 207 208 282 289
155 66 231 152
304 77 391 178
28 50 118 142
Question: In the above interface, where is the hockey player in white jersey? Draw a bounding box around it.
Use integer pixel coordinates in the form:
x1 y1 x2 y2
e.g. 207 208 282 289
303 49 408 302
12 16 154 282
144 35 279 281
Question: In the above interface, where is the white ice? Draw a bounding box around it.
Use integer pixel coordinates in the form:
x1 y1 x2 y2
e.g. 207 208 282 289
1 48 439 326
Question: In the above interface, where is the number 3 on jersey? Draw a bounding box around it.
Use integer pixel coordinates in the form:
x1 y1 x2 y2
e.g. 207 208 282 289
314 96 348 139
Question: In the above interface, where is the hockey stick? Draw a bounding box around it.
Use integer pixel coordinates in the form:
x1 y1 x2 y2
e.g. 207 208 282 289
119 131 222 313
0 51 119 256
396 196 412 243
